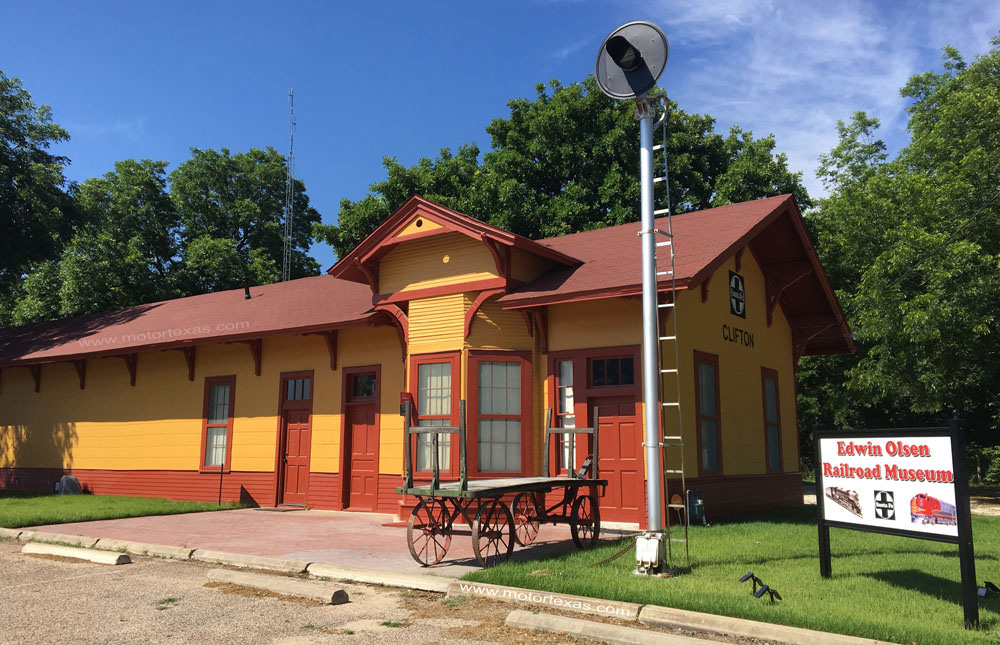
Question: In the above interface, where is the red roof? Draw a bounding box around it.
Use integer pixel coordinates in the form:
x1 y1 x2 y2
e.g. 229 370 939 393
0 275 375 365
500 195 853 355
500 195 790 306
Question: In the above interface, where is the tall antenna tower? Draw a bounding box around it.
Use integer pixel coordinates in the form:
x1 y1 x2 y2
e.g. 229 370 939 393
282 88 296 282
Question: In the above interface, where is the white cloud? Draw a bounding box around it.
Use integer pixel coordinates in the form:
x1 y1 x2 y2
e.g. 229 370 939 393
553 38 592 61
646 0 998 199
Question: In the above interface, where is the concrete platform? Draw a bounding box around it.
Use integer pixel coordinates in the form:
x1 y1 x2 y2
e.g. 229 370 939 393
28 508 588 579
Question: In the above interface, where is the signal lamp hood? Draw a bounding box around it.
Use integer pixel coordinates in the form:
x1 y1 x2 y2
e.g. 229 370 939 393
594 20 669 99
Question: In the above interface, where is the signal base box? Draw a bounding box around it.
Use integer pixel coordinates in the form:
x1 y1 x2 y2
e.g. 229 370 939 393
634 532 667 575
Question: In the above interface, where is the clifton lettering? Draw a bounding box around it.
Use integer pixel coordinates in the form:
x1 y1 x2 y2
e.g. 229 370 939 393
721 324 755 348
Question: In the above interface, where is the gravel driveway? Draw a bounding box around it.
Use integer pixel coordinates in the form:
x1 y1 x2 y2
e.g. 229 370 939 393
0 539 602 645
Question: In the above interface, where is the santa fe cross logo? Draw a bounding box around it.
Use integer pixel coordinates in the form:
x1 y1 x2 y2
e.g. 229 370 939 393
729 271 746 318
874 491 895 520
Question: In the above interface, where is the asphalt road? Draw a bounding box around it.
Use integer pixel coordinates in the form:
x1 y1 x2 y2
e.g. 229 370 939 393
0 538 602 645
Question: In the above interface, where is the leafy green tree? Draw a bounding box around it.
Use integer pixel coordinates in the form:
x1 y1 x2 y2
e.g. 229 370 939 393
0 71 78 322
170 147 320 293
804 39 1000 448
713 126 811 208
9 159 180 322
319 144 481 257
315 76 810 258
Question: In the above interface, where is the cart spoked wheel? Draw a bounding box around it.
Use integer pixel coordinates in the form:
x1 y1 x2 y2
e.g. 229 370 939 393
511 492 540 546
472 500 514 568
570 494 600 549
407 498 452 566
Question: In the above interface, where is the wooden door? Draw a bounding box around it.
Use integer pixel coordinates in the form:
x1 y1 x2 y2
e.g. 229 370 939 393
281 408 311 505
594 397 642 523
278 373 313 506
346 402 378 510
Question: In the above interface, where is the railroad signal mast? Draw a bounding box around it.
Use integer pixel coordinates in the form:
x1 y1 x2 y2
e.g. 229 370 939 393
282 88 296 283
594 21 688 575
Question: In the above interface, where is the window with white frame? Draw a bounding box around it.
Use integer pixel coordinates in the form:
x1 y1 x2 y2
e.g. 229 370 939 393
203 379 234 468
416 361 452 471
556 359 577 470
477 361 522 473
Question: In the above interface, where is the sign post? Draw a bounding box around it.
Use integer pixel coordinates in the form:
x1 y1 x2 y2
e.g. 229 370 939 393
814 418 978 628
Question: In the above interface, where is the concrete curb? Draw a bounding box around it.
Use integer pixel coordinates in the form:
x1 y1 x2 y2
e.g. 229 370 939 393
506 610 706 645
26 531 99 548
447 580 641 621
306 563 451 593
16 530 36 542
0 528 22 540
639 605 895 645
207 568 348 605
22 542 131 565
94 538 196 561
190 549 309 574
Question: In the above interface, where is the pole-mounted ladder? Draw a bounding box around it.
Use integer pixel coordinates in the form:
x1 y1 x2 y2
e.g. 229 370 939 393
651 96 689 567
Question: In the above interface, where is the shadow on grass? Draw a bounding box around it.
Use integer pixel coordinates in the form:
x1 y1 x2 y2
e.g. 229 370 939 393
708 505 818 527
863 569 964 604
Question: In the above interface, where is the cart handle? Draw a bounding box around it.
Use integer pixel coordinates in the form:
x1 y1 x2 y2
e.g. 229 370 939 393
543 407 599 481
403 400 467 492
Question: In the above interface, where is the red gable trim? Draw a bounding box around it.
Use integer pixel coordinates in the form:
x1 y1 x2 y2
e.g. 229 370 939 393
329 196 581 286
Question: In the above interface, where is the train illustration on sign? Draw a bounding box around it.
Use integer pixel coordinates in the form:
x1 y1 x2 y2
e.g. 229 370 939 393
910 493 957 526
825 486 862 518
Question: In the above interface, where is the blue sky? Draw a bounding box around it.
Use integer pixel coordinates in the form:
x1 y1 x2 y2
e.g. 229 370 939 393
3 1 998 271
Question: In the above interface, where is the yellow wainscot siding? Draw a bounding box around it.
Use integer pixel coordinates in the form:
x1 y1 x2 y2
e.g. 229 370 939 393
674 250 796 477
379 232 498 294
408 293 467 355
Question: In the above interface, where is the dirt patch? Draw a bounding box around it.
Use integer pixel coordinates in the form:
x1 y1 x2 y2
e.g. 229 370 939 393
203 581 322 607
970 497 1000 516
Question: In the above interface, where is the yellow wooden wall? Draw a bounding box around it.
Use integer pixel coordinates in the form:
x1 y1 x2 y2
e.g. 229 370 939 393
0 326 404 476
672 250 798 476
548 298 643 352
379 232 497 294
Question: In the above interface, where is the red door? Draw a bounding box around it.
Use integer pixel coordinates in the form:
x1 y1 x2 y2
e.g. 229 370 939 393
594 397 642 523
281 409 311 505
346 402 378 510
278 373 313 506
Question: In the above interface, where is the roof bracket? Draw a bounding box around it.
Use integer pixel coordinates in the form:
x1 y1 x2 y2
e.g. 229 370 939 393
304 330 338 371
239 339 262 376
527 308 548 353
28 364 41 394
374 304 408 363
72 359 86 390
117 353 138 387
464 288 506 338
180 347 196 381
766 265 812 327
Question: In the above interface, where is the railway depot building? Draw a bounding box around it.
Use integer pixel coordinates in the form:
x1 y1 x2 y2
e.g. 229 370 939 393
0 194 852 525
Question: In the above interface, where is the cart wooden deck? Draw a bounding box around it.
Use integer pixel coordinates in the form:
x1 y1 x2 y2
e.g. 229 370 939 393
397 402 606 567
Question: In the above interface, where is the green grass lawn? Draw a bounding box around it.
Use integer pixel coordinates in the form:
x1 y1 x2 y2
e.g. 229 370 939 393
463 507 1000 644
0 491 246 529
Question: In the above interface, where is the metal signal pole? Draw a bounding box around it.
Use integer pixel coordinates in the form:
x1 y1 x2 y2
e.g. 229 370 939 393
282 88 295 282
